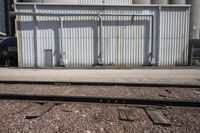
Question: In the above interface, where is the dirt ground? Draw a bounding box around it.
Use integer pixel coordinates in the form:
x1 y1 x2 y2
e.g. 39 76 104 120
0 101 199 133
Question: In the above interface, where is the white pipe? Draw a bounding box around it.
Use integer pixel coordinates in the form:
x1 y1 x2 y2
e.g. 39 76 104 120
58 16 65 66
10 12 154 17
97 14 103 65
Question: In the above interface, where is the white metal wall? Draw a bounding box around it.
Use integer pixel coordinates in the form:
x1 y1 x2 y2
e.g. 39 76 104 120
36 16 59 67
16 6 35 67
63 16 98 67
102 16 152 66
15 4 190 67
159 7 190 66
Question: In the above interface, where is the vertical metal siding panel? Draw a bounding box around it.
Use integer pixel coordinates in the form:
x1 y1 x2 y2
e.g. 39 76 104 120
37 6 63 67
169 10 173 66
169 10 172 66
179 10 184 65
136 16 139 66
31 10 35 67
160 9 165 66
164 10 168 66
178 10 182 65
165 10 168 66
17 6 35 67
37 15 40 67
165 10 169 66
159 7 189 66
160 9 164 66
173 10 177 66
63 15 96 67
20 8 25 67
175 11 178 66
16 15 22 67
159 10 162 66
141 17 144 66
102 9 154 67
140 16 143 66
184 8 189 65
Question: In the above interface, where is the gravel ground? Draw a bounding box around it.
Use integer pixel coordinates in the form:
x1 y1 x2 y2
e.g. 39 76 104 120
0 84 199 100
0 101 199 133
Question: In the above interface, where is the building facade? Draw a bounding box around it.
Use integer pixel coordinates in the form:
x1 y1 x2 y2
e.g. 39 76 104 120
14 2 190 67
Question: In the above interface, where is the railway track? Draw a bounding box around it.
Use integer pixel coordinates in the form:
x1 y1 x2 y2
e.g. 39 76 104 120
0 85 199 129
0 81 199 131
0 80 200 88
0 93 199 108
0 80 199 108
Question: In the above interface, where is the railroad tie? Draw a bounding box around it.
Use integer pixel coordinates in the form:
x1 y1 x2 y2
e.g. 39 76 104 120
118 107 135 121
26 103 55 119
145 109 171 126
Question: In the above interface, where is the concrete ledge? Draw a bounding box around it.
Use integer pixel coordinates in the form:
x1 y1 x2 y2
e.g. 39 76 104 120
0 68 199 87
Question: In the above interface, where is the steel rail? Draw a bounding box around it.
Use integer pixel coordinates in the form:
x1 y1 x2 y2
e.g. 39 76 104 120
0 80 200 88
0 94 199 108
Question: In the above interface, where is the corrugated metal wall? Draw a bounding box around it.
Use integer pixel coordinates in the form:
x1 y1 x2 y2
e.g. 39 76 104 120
0 0 5 34
159 7 190 66
63 16 98 67
36 16 59 67
16 6 35 67
15 4 190 67
102 15 152 67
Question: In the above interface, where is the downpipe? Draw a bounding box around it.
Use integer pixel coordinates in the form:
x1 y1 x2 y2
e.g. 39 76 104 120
58 16 66 66
97 14 104 65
